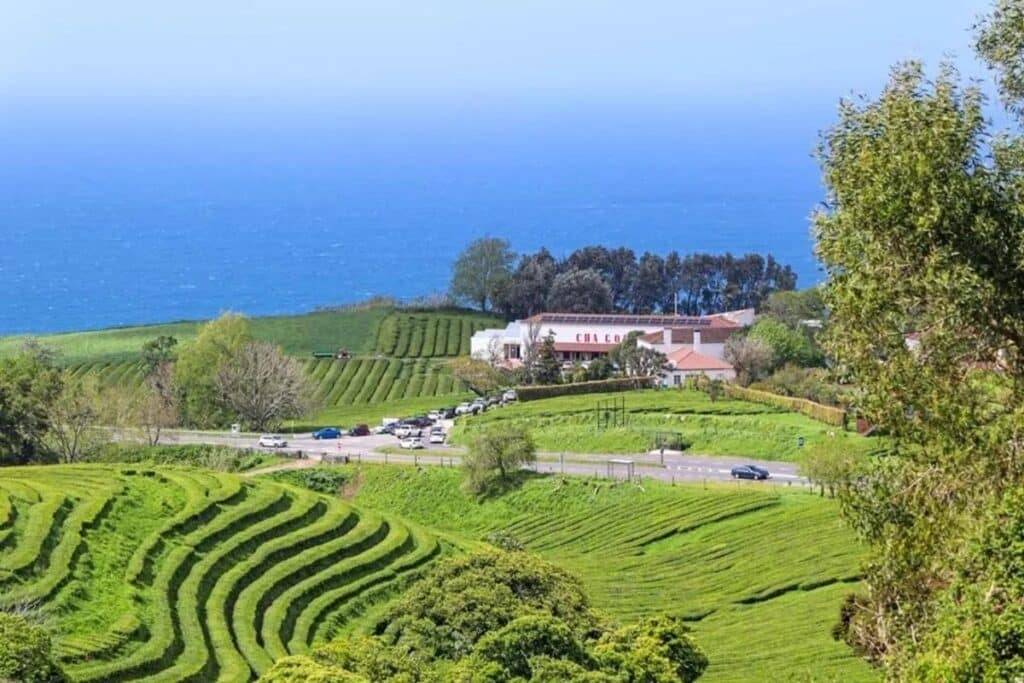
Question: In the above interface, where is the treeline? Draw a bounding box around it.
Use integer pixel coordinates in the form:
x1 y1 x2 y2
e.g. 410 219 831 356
450 239 798 319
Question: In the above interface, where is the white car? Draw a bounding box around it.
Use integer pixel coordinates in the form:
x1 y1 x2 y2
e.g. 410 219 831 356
503 389 517 402
454 403 473 416
399 437 424 450
429 432 445 444
427 410 444 421
258 434 288 448
395 425 422 439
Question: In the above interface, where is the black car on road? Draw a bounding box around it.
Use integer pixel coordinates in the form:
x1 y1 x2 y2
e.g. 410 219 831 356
730 465 770 480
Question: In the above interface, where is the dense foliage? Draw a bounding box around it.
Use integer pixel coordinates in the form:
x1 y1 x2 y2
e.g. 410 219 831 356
0 613 65 682
463 424 537 493
816 3 1024 676
450 242 797 319
263 550 708 682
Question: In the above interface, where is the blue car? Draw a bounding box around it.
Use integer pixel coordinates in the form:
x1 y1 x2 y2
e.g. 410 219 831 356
312 427 342 440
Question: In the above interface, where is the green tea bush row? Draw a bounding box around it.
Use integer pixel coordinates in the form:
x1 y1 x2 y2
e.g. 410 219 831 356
515 377 657 401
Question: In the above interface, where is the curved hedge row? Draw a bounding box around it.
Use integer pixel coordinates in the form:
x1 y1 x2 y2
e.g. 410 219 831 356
375 313 498 358
0 465 442 682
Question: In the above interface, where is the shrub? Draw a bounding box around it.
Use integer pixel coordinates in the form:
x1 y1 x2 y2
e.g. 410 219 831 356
85 443 273 471
515 377 655 402
0 613 66 683
272 467 350 494
593 615 708 683
719 384 847 428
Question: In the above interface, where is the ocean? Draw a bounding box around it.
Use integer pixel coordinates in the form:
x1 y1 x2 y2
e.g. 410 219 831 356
0 98 829 335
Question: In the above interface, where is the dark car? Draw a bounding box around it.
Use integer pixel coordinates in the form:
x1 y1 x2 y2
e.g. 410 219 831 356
730 465 770 480
348 424 371 437
312 427 342 440
406 416 434 428
440 407 457 419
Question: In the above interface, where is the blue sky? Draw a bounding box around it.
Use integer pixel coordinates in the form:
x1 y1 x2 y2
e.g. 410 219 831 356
3 1 994 108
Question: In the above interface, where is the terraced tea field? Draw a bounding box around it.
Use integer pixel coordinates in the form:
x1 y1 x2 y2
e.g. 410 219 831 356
373 311 500 357
0 465 442 682
350 465 877 682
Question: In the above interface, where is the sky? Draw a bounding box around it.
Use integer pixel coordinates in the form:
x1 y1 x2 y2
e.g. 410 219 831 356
2 1 995 111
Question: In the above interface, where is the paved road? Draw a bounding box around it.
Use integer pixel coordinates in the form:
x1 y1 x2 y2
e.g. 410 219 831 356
157 428 809 487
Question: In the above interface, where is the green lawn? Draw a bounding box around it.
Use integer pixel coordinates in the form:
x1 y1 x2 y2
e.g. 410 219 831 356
451 388 878 462
341 464 877 682
0 306 391 364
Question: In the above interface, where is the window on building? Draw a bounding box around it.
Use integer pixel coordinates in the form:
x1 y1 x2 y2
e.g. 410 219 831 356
673 375 681 386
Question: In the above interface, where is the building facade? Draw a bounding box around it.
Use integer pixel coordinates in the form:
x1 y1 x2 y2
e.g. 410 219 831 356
471 310 751 379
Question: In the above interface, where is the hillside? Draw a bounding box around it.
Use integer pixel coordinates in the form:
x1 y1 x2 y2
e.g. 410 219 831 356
451 388 877 462
0 464 442 682
0 306 502 366
345 465 876 682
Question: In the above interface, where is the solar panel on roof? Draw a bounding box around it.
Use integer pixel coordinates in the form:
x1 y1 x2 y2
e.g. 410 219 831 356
536 313 712 326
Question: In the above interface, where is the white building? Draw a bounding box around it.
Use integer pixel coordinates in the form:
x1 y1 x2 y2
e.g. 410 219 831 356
470 310 751 378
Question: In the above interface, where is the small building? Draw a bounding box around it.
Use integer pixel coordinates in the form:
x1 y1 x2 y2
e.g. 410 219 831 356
660 348 736 386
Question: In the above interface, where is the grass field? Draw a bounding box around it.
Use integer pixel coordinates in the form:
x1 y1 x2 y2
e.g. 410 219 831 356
343 465 876 682
451 388 879 462
0 464 443 682
0 307 392 365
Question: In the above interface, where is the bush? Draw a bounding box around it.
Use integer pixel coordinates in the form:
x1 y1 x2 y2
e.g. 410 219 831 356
271 467 350 494
719 384 847 428
85 443 273 471
515 377 656 402
750 365 845 408
0 613 66 683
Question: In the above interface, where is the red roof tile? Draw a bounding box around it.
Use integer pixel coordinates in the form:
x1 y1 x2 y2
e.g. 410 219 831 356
666 348 734 371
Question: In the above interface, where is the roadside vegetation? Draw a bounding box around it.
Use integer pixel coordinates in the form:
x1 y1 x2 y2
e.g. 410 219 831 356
451 388 875 462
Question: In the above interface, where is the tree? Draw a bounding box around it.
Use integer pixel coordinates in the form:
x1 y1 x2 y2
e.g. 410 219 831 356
216 341 316 431
449 356 508 396
631 252 667 314
534 333 563 385
593 615 708 683
141 335 178 374
798 443 864 498
813 19 1024 669
610 332 666 382
0 349 63 464
450 238 515 312
174 313 251 428
761 287 827 328
747 318 823 369
547 269 613 314
723 337 773 386
44 376 109 463
496 249 557 319
127 376 181 446
0 612 66 682
463 424 537 493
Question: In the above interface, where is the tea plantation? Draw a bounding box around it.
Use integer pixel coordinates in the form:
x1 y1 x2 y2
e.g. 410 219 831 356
347 465 877 682
0 465 442 682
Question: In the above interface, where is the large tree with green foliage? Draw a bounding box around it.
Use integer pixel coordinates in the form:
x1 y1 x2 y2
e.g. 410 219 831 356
463 423 537 493
547 268 614 314
815 5 1024 671
450 237 515 312
0 347 63 464
174 312 252 428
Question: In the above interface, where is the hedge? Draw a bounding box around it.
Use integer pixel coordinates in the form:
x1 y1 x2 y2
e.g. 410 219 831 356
515 377 657 402
722 384 848 429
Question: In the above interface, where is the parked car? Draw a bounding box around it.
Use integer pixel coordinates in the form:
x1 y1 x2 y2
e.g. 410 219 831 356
399 437 424 450
440 407 457 419
455 403 473 416
427 410 445 422
312 427 342 440
502 389 517 402
258 434 288 448
730 465 770 480
378 422 397 435
395 425 423 439
348 424 370 437
406 416 434 428
429 431 445 444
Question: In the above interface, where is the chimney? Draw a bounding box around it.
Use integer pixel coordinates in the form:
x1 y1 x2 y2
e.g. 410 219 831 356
693 329 702 354
662 327 673 350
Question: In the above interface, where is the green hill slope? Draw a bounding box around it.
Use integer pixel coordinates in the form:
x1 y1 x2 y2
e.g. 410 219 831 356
0 465 442 682
345 465 877 682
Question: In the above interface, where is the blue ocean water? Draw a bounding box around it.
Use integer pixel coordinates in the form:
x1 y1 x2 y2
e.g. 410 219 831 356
0 99 829 335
